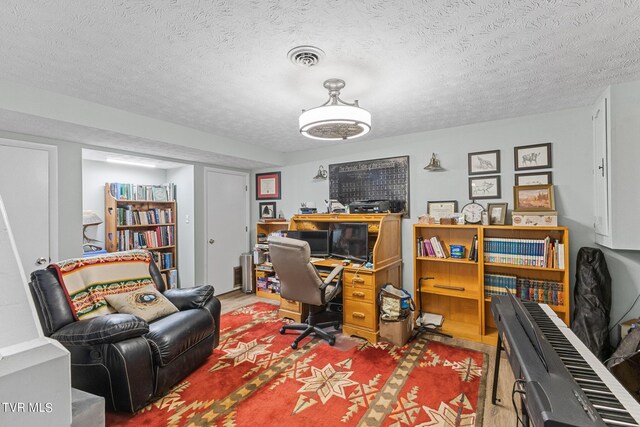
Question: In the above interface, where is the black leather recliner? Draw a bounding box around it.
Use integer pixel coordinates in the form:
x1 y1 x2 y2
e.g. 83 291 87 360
29 261 221 413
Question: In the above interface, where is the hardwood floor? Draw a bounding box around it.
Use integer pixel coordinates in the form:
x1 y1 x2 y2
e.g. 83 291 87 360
216 290 518 426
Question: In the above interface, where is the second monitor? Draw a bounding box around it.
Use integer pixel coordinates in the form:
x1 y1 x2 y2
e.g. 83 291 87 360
286 230 329 257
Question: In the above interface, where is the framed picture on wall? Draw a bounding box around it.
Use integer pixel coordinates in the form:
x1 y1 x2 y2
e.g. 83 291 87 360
515 171 552 186
256 171 281 200
514 143 552 170
468 175 501 199
259 202 276 219
468 150 500 175
513 185 555 211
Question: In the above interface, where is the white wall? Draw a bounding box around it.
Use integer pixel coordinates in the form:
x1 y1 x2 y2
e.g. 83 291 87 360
252 106 640 340
167 165 195 286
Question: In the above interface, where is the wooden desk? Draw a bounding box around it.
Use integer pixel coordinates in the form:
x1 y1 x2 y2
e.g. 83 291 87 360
278 213 403 343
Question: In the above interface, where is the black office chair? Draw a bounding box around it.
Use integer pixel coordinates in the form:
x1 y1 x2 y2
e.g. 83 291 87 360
268 236 343 349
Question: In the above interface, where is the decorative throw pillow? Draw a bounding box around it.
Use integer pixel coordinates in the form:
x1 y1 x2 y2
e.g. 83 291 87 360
104 284 178 322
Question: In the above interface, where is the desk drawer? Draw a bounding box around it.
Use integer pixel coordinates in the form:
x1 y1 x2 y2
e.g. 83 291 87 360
343 299 376 330
344 272 374 288
343 284 375 302
280 298 303 313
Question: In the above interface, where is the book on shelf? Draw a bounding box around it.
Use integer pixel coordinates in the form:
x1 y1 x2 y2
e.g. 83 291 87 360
110 182 176 201
483 236 564 268
468 235 478 262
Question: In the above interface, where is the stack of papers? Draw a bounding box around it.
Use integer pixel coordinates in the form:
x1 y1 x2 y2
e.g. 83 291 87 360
420 312 444 328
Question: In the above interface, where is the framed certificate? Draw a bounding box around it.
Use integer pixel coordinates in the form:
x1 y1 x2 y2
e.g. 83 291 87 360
427 200 458 222
256 172 281 200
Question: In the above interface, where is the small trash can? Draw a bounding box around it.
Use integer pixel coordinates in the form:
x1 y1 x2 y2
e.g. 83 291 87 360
240 252 254 293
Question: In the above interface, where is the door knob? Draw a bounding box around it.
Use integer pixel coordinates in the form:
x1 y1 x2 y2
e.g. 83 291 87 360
209 239 215 244
35 257 48 266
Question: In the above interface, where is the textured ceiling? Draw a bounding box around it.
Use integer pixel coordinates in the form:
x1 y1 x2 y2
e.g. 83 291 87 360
1 1 640 158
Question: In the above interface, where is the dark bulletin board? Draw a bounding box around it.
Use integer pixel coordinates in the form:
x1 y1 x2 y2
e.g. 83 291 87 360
329 155 410 215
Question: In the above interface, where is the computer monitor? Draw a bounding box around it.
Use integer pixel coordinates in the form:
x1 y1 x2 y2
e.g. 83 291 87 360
286 230 329 257
329 223 369 262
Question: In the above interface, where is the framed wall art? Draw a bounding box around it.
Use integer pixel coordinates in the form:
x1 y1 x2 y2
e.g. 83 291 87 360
427 200 458 222
259 202 276 219
513 184 555 211
487 202 508 225
468 175 501 200
515 171 552 186
514 143 552 171
256 171 281 200
468 150 500 175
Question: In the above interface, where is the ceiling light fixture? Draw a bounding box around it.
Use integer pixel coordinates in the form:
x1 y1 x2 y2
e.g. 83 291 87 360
299 79 371 141
106 159 156 168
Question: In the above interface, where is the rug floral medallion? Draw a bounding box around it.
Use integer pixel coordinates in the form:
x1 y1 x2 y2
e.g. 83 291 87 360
107 302 488 427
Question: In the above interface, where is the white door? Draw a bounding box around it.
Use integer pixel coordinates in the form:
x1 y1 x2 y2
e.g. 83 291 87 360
205 168 249 295
593 96 609 237
0 139 56 275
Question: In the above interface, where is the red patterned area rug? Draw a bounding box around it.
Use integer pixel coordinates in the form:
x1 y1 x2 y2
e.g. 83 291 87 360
107 302 488 426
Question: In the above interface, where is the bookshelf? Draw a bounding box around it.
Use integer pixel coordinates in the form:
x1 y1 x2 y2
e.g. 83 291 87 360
254 220 289 302
413 224 570 345
482 226 569 345
104 183 178 288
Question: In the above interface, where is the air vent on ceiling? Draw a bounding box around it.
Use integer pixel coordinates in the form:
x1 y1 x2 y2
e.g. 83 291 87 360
288 46 325 67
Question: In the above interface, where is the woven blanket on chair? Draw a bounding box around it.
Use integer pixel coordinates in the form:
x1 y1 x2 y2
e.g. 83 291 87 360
50 250 154 320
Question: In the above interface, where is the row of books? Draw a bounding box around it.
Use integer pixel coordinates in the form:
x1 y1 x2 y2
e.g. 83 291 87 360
484 273 517 296
157 267 178 289
483 237 565 269
110 182 176 201
257 275 280 293
484 274 564 305
416 236 449 258
116 207 174 226
116 226 175 251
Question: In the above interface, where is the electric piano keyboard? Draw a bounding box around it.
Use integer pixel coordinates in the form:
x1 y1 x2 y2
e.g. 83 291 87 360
491 295 640 427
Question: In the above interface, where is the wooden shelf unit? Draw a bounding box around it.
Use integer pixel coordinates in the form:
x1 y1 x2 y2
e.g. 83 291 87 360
254 221 289 302
104 183 177 287
413 224 570 345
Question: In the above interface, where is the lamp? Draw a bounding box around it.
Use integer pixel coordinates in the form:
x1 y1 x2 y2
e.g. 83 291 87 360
313 165 328 180
82 210 103 250
299 79 371 141
423 153 445 172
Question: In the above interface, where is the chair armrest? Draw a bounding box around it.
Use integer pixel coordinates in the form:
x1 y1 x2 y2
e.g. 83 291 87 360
51 314 149 346
163 285 215 310
322 265 344 288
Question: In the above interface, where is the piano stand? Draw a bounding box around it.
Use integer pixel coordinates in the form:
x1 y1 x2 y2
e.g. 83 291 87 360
408 277 452 343
492 333 503 404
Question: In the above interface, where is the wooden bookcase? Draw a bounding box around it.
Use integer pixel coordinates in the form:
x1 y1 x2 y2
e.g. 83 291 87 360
104 183 178 287
254 220 289 302
482 225 570 345
414 224 484 342
413 224 570 345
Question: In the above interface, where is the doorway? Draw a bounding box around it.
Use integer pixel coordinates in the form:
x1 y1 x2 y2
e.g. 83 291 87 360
204 168 249 295
0 138 57 274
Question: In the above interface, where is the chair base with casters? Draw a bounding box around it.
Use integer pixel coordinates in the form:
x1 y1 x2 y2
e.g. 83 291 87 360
280 305 341 349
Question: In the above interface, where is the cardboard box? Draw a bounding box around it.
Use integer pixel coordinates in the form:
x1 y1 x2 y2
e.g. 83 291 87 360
379 315 413 347
619 318 639 340
512 211 558 227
